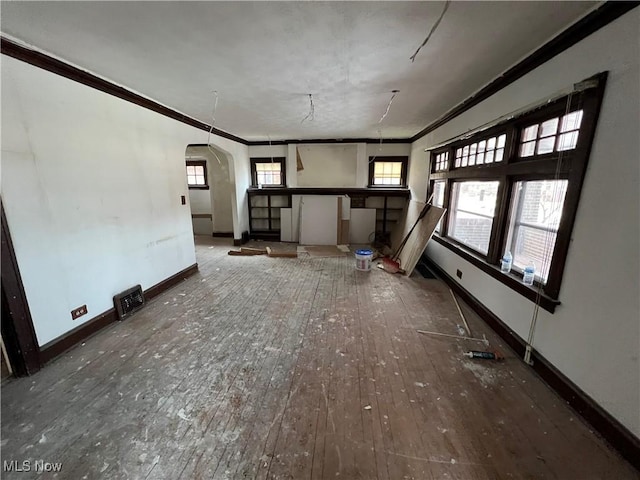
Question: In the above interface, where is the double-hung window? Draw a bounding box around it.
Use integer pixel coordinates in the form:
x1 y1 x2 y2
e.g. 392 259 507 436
427 73 606 311
250 158 286 187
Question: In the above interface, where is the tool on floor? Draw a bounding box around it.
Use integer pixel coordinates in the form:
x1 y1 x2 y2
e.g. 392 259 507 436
381 194 434 274
463 350 504 360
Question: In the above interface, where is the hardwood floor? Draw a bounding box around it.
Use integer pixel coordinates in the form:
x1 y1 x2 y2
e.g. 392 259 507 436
1 235 636 479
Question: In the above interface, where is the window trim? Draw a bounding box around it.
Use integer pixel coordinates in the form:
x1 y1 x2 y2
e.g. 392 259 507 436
427 72 607 311
250 157 286 187
186 160 209 190
368 156 408 188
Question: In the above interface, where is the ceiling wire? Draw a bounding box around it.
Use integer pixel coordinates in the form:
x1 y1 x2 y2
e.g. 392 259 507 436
300 94 315 123
410 0 451 63
368 128 384 164
379 90 400 124
206 90 222 165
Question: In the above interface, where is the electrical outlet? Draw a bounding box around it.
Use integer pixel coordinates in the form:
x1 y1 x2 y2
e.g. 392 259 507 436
71 305 88 320
456 269 463 279
181 195 186 205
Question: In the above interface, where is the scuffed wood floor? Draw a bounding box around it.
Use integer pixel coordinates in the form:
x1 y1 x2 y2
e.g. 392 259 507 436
1 236 636 479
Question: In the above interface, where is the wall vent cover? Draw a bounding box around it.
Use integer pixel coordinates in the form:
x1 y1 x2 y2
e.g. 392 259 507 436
114 285 145 320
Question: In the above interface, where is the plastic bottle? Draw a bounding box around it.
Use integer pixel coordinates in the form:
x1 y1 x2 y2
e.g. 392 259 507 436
522 261 535 285
500 251 513 273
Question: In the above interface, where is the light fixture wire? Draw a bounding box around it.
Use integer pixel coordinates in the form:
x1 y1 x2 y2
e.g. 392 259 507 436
410 0 451 63
206 90 223 165
301 94 315 123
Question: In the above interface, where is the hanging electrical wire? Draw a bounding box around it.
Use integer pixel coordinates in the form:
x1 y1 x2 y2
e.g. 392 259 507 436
206 90 223 165
379 90 399 124
368 128 384 164
410 0 451 63
300 94 315 123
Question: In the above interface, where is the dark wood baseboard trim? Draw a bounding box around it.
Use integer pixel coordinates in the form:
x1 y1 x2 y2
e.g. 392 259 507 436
212 232 233 238
39 308 118 364
0 37 248 146
39 263 199 364
191 213 213 219
423 256 640 472
144 263 199 300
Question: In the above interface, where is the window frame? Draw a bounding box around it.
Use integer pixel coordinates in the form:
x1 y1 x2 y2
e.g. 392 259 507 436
368 156 408 188
427 73 607 312
186 160 209 190
250 157 286 187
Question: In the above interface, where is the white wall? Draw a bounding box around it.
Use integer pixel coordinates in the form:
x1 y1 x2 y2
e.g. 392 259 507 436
296 144 358 187
1 55 248 346
409 11 640 436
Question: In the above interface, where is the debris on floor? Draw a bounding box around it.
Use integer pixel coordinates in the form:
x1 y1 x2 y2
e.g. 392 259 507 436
266 247 297 258
228 247 267 256
463 350 504 361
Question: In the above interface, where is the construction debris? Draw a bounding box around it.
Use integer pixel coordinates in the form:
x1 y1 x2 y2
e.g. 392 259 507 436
266 247 297 258
227 247 267 256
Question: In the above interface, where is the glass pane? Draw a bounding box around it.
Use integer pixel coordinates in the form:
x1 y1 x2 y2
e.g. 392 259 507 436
462 146 469 156
487 137 496 149
558 131 579 150
433 181 446 232
468 154 476 166
476 152 485 164
186 166 195 175
485 150 494 163
521 125 538 142
497 134 506 148
187 175 196 184
456 148 462 158
520 141 536 157
455 157 461 168
540 118 559 137
495 148 504 162
374 163 384 175
537 136 555 154
478 140 486 153
506 179 569 283
461 156 468 167
452 181 499 216
561 110 583 132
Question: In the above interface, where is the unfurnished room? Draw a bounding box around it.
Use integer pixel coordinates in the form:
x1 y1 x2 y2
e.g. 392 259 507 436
0 1 638 479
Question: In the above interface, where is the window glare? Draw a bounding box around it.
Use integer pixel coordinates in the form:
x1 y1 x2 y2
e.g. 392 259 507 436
448 181 499 254
506 179 568 282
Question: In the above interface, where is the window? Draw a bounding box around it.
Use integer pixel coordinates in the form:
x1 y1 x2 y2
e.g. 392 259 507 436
368 157 408 187
250 158 286 187
454 134 506 168
427 72 606 310
506 180 568 282
520 110 583 157
448 181 499 254
433 152 449 172
432 180 446 232
186 160 208 189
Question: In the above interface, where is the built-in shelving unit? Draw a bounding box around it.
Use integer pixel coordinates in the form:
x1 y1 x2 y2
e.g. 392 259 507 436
247 187 410 242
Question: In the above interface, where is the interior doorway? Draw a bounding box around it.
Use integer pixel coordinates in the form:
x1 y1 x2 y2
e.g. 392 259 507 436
185 145 235 237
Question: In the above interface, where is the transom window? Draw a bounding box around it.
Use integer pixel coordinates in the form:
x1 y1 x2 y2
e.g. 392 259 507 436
186 160 208 189
520 110 583 157
368 157 408 187
433 152 449 172
250 158 286 187
427 72 606 311
454 134 506 168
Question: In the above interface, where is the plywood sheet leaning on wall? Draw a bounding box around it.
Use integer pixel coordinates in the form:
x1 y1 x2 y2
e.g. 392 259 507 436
391 200 446 276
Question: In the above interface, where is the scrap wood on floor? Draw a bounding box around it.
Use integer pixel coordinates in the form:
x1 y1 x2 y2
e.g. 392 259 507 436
266 246 297 258
227 247 267 256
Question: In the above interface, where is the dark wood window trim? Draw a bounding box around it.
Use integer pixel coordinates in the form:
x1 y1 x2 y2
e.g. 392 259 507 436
427 72 608 311
368 156 409 188
186 160 209 190
1 201 41 375
250 157 286 187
